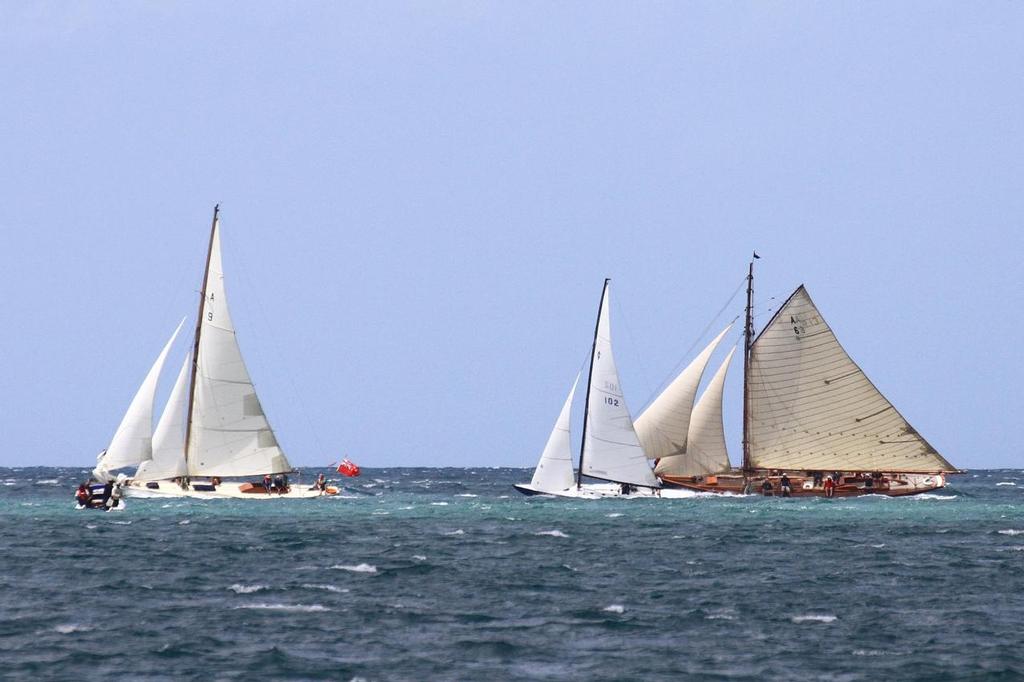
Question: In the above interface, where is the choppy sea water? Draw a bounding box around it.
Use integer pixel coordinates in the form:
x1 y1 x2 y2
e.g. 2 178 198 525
1 467 1022 681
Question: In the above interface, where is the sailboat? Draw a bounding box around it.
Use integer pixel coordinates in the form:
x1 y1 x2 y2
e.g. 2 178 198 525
648 258 959 497
111 206 337 499
515 280 693 499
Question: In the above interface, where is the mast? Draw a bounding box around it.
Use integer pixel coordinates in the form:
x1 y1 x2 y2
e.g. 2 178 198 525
742 255 755 475
183 204 219 469
577 278 609 489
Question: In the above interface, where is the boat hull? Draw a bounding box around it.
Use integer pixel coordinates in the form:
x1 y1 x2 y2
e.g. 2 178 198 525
125 479 338 500
513 482 698 499
658 472 949 497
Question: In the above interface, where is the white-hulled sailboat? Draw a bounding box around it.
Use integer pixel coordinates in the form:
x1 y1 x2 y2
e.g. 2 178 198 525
648 258 959 496
121 206 335 499
515 280 694 499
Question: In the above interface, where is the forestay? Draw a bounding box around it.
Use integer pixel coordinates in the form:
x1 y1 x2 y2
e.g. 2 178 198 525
635 324 732 461
98 319 184 474
135 352 191 481
188 217 292 477
747 286 955 473
580 283 659 488
655 347 735 477
529 374 579 493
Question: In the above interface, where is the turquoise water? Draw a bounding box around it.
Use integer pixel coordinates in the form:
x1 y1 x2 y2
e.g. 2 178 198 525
1 467 1022 680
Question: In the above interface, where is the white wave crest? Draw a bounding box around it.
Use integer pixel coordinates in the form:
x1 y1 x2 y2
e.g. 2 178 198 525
603 604 625 613
997 482 1017 486
455 494 478 498
54 623 92 634
235 603 329 612
331 563 378 574
229 584 267 594
605 513 623 518
35 479 60 485
534 529 569 538
444 529 464 536
301 584 350 593
179 520 191 525
998 529 1024 536
430 502 449 506
792 614 837 623
910 494 957 501
412 555 427 561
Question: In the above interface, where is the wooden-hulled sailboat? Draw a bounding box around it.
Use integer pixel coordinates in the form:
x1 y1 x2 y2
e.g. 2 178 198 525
123 206 336 499
651 259 959 497
515 280 694 499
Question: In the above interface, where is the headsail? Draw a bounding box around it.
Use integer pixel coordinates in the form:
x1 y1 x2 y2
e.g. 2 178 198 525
187 212 292 477
529 374 579 493
635 324 732 460
95 319 184 477
580 281 659 488
655 346 735 477
134 351 191 481
747 286 955 473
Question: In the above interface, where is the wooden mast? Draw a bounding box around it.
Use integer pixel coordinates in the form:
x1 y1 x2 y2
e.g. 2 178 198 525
577 278 608 490
183 204 219 471
742 256 754 476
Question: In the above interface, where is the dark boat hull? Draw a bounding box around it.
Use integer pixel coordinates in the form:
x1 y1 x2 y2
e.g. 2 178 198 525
659 472 950 497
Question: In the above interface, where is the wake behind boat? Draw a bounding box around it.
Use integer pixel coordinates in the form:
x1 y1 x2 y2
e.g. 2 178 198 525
83 206 339 501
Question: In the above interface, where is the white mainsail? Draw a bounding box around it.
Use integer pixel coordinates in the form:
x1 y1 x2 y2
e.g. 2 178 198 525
580 282 659 488
134 351 191 481
655 346 735 477
529 374 579 493
747 286 955 473
635 324 732 461
187 215 292 477
95 319 184 477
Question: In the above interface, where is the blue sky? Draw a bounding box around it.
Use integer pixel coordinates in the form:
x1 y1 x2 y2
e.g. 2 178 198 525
1 2 1021 469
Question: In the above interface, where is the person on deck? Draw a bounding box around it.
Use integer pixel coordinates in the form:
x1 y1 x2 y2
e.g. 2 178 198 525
315 473 326 492
812 471 823 488
779 474 792 498
107 482 123 511
761 479 774 496
823 476 835 498
75 484 90 508
100 480 113 508
273 475 285 493
263 474 273 494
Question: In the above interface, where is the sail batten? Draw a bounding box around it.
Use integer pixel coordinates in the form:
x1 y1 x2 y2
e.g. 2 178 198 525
187 215 293 477
580 283 659 488
747 286 954 473
635 324 732 461
97 319 185 475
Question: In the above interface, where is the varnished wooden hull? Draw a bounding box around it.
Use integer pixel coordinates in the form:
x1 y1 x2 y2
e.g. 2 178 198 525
659 472 949 498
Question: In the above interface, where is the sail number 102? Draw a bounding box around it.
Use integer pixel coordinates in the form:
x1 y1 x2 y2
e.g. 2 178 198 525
604 397 620 407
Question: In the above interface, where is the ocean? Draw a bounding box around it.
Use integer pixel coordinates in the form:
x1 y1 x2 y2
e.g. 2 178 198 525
1 467 1021 680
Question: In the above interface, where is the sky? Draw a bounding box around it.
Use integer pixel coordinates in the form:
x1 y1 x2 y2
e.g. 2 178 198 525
1 1 1021 470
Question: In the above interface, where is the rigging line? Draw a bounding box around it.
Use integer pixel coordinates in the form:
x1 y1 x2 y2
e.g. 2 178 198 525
231 236 330 467
637 276 747 411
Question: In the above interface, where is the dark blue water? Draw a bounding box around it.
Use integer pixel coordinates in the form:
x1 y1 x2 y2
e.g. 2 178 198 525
1 467 1022 680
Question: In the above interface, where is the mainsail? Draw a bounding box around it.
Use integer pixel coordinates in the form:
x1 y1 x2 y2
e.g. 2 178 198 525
580 281 659 488
655 346 735 477
134 351 191 481
529 374 579 493
96 319 184 476
747 286 955 473
187 212 292 477
635 324 732 461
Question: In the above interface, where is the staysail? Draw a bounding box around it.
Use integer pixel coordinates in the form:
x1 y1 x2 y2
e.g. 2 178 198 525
96 319 184 476
580 281 659 488
635 324 732 461
529 374 579 493
655 346 735 477
134 351 190 481
187 212 292 477
747 286 955 473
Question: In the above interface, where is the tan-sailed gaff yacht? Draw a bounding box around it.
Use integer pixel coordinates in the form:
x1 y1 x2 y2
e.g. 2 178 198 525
638 258 959 497
92 206 336 500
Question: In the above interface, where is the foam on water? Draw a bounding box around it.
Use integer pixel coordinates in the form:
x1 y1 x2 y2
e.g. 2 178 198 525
53 624 92 634
331 563 378 574
301 584 350 593
996 482 1016 486
443 529 464 536
997 529 1024 536
534 529 569 538
792 614 837 623
603 604 625 613
235 603 329 612
229 584 268 594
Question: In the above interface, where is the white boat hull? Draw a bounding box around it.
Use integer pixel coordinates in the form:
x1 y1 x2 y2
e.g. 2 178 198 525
125 480 337 500
513 482 698 499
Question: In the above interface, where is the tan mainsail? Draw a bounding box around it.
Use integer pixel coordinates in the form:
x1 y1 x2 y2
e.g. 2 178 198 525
747 286 955 473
